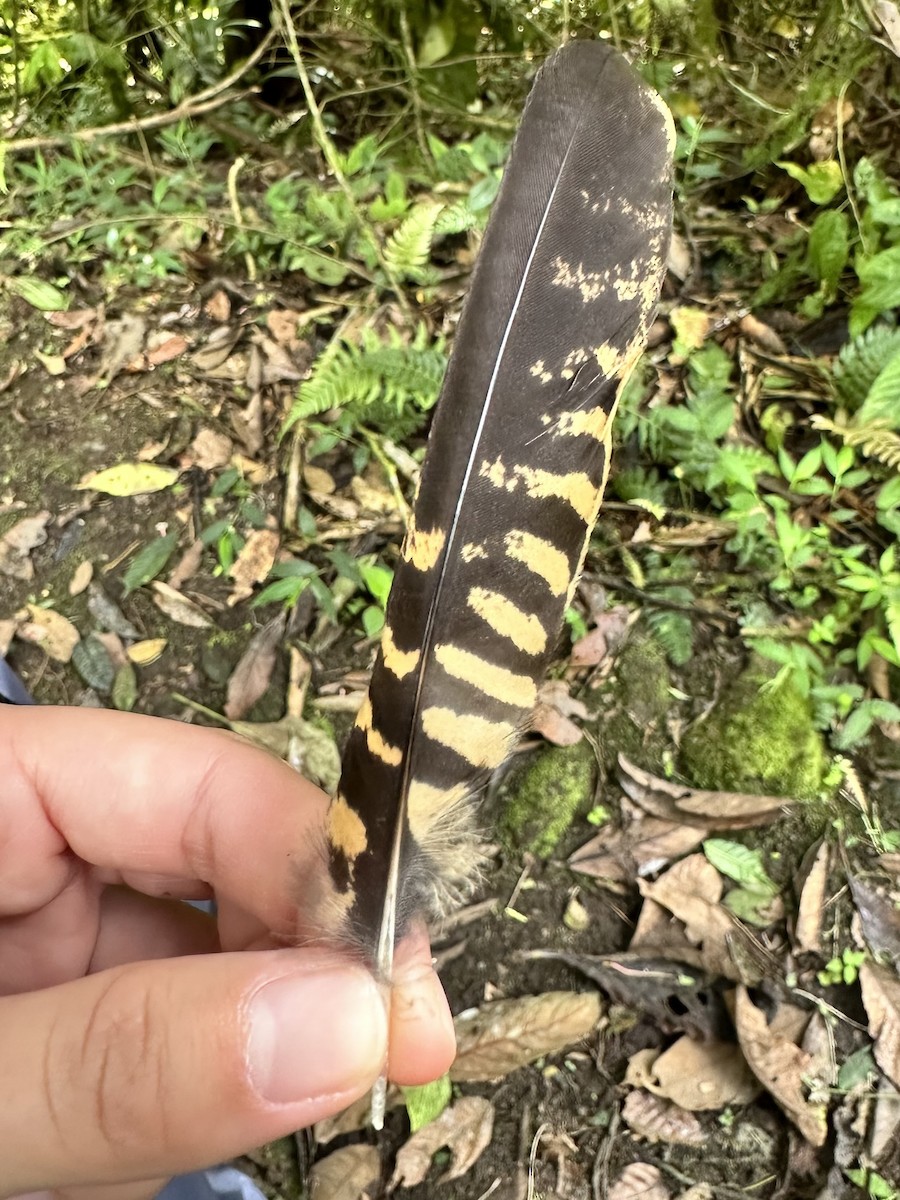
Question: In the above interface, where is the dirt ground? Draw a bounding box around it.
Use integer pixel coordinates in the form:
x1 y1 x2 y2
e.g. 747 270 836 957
2 287 900 1200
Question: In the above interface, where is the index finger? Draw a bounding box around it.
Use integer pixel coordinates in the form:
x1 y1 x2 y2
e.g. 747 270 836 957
0 706 328 940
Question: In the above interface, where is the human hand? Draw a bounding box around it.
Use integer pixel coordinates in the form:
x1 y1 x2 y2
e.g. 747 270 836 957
0 706 456 1200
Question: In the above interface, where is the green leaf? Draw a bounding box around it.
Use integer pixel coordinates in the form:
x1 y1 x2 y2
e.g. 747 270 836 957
344 134 379 177
858 350 900 429
360 562 394 608
703 839 778 895
251 576 310 607
778 159 843 204
72 635 115 693
806 209 848 295
361 605 385 637
402 1075 452 1132
418 15 455 66
112 662 138 712
11 276 69 310
122 532 179 596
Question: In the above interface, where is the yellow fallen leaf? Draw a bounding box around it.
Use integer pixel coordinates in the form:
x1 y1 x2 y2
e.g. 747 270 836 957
68 560 94 596
76 463 179 497
127 638 168 666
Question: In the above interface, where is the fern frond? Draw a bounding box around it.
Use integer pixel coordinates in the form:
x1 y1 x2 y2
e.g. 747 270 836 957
384 201 444 283
812 414 900 471
832 324 900 410
645 605 693 666
283 324 447 440
434 202 479 236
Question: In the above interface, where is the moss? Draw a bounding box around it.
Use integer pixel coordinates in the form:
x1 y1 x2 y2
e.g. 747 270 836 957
589 633 673 770
680 658 827 799
501 739 596 859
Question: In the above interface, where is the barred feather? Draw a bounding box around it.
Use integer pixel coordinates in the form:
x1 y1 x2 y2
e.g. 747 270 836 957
320 41 675 971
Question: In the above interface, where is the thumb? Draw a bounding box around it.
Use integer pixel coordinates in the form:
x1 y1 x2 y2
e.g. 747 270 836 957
0 950 387 1196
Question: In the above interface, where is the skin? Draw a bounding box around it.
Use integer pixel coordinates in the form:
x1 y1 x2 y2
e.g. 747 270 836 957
0 706 456 1200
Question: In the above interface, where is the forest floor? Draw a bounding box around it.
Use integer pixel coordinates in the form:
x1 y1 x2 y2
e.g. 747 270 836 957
2 260 899 1200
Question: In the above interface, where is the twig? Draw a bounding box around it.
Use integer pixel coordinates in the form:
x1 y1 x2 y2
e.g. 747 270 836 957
226 156 255 281
3 29 276 156
273 0 413 316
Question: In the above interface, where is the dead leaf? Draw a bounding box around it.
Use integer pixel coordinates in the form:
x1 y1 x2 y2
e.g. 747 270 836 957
228 528 280 605
203 290 231 322
609 1162 671 1200
875 0 900 55
191 326 242 372
0 511 50 580
94 313 146 382
570 819 706 885
618 755 789 829
46 308 97 330
254 331 307 383
641 1035 760 1110
532 679 587 746
870 1071 900 1160
315 1088 400 1143
850 877 900 962
229 714 340 792
136 437 170 462
676 1186 715 1200
68 560 94 596
190 428 234 471
860 963 900 1089
573 605 632 665
670 306 711 362
308 1144 380 1199
146 333 189 366
94 630 128 668
151 581 214 628
267 308 303 348
392 1096 493 1187
739 313 787 354
349 472 397 516
168 538 204 591
127 638 167 666
452 991 601 1082
794 841 830 954
225 614 285 720
230 392 263 456
303 465 336 495
622 1090 708 1145
638 854 744 982
18 605 81 662
734 987 827 1146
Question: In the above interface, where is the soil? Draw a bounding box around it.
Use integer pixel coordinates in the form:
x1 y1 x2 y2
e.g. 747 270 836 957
2 292 898 1200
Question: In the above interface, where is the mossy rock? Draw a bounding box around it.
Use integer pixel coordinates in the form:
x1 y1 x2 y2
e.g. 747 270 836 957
589 633 673 769
501 739 596 859
680 659 827 799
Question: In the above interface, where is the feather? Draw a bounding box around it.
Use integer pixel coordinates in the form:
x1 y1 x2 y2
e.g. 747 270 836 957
319 41 674 977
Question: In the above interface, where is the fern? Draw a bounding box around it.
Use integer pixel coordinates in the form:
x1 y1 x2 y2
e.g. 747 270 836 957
832 324 900 410
284 324 446 440
384 201 444 283
434 201 479 236
811 414 900 471
645 602 694 666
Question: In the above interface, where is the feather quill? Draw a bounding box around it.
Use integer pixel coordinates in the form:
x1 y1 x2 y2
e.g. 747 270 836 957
319 42 674 984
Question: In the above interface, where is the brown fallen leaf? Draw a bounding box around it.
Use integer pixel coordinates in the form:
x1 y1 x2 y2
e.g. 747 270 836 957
303 465 336 495
266 308 303 348
254 331 307 383
570 605 630 666
609 1163 670 1200
618 755 790 829
734 987 827 1146
18 605 81 662
68 560 94 596
168 538 204 591
308 1144 380 1199
622 1090 708 1146
392 1096 494 1187
794 841 830 954
850 877 900 962
860 963 900 1089
315 1088 400 1143
870 1071 900 1160
228 528 280 606
451 991 601 1082
225 614 285 720
0 511 50 580
230 392 264 456
203 290 231 323
190 428 234 471
191 326 242 372
532 678 587 746
639 1035 760 1110
151 581 214 628
570 818 706 884
146 332 189 366
47 307 98 330
639 854 748 982
739 313 788 354
94 313 146 382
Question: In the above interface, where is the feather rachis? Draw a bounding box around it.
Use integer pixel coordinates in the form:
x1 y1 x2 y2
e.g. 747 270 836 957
322 41 675 967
